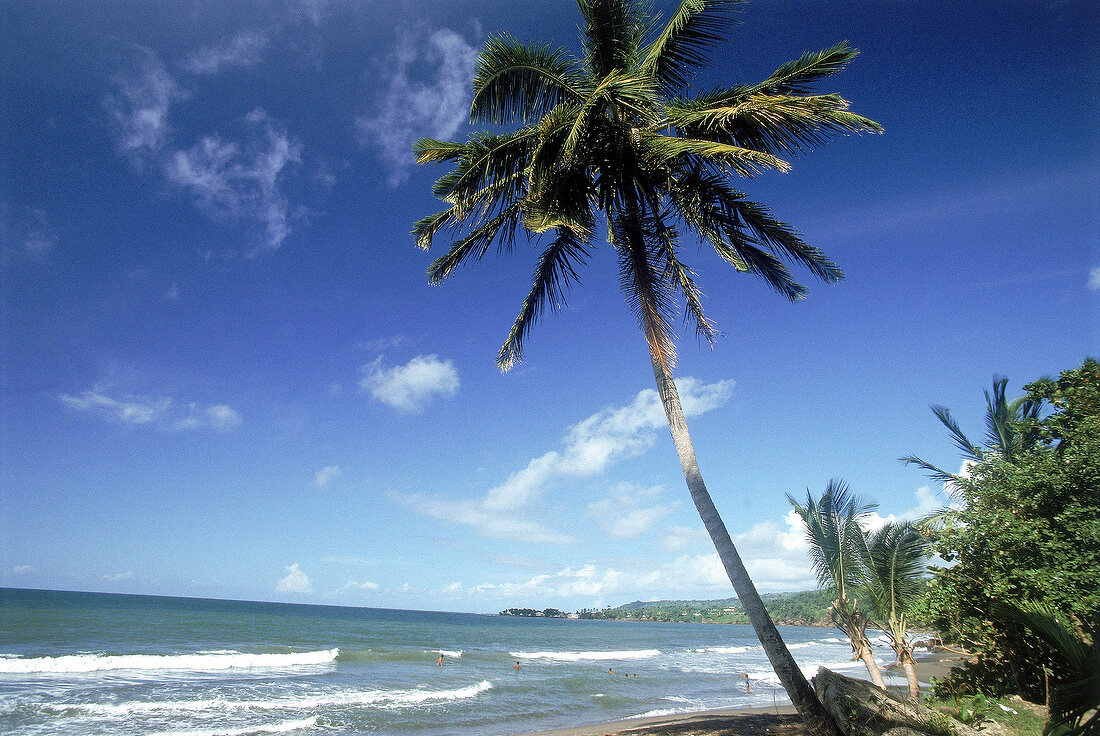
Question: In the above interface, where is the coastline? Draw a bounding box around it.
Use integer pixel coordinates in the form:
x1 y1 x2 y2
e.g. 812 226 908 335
510 648 962 736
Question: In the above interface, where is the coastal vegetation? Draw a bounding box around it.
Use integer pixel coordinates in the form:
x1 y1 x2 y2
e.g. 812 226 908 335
413 1 879 732
907 360 1100 724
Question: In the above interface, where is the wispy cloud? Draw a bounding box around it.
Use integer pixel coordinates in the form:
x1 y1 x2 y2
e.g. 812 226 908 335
164 109 300 254
107 48 186 158
357 24 480 185
184 31 270 75
276 563 313 593
59 390 171 425
337 580 379 594
587 482 674 538
103 571 135 583
314 465 342 487
59 387 242 432
106 51 300 253
175 403 243 432
1089 266 1100 290
361 354 459 412
393 378 733 544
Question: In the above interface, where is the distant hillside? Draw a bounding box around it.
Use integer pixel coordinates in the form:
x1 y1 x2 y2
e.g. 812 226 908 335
576 589 835 627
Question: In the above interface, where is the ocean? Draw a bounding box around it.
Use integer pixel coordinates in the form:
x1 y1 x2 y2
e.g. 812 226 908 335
0 588 907 736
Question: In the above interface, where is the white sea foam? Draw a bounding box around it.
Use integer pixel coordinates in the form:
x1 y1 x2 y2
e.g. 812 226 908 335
0 649 339 674
510 649 660 662
432 650 463 658
148 715 318 736
689 645 755 654
58 680 494 716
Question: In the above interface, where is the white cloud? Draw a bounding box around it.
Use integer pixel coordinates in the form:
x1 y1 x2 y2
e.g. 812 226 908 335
12 565 31 574
185 31 270 75
587 483 674 538
175 403 243 432
392 378 732 543
357 24 480 185
60 388 242 433
314 465 343 487
361 355 459 412
276 563 313 593
103 571 135 583
164 110 301 253
338 580 379 593
1089 266 1100 290
394 492 573 544
108 49 186 157
107 52 300 253
59 390 171 425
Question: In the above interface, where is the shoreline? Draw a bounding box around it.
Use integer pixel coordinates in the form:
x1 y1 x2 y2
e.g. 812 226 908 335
510 648 962 736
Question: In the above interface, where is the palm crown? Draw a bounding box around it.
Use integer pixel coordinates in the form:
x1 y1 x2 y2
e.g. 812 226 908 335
414 0 881 372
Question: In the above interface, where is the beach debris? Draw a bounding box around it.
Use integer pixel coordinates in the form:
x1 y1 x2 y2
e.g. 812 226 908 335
813 668 1004 736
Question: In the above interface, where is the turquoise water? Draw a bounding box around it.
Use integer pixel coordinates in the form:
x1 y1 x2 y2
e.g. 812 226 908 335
0 588 898 736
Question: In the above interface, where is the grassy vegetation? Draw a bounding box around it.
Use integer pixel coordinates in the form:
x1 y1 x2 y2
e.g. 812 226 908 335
921 692 1046 736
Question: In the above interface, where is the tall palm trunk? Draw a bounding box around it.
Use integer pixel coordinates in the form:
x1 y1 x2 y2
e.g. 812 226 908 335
650 356 843 736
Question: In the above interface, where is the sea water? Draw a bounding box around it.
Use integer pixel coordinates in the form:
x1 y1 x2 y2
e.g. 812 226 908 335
0 588 908 736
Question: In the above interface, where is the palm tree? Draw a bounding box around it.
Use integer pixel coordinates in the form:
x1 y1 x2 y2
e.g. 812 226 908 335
863 522 932 700
788 480 886 688
900 377 1045 484
413 1 880 732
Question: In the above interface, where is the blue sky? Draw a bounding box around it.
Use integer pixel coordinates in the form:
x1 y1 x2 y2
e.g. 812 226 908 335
2 0 1097 614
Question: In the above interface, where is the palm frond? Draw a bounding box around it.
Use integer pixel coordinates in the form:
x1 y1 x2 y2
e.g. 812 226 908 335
642 132 790 177
667 91 882 157
725 197 843 283
470 35 586 125
578 0 646 79
931 404 984 462
612 208 678 370
641 0 740 93
864 523 931 624
751 43 864 96
898 455 962 485
650 215 718 344
425 203 525 284
498 228 592 370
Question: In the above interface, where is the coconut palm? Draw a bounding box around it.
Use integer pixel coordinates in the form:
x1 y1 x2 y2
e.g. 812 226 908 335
413 1 880 732
900 377 1045 484
788 480 886 688
862 522 932 699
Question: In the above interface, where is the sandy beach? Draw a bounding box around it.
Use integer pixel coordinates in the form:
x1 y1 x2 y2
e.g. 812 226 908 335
512 649 962 736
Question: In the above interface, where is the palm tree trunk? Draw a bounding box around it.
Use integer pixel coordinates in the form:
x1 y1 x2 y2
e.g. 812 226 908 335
858 642 886 689
650 356 843 736
835 602 886 689
900 649 920 700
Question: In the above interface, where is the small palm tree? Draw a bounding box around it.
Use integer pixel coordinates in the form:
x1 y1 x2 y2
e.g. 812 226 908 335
901 377 1045 484
863 522 932 699
414 2 879 732
788 479 886 688
996 603 1100 736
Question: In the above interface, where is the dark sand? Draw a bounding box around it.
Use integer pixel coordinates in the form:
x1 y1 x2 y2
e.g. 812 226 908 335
511 649 963 736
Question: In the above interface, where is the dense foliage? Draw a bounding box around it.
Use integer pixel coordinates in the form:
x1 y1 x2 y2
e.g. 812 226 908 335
923 359 1100 703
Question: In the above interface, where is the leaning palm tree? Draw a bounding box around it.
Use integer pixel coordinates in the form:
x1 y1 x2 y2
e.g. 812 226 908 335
863 522 932 700
413 1 880 732
788 480 886 688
